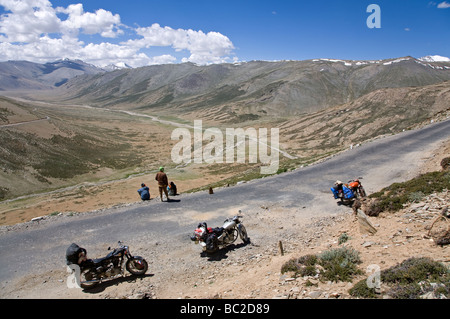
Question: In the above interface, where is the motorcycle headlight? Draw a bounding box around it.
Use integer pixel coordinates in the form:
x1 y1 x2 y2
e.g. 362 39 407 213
134 260 145 270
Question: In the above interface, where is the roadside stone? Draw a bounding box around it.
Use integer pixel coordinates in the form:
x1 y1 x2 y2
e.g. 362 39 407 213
308 290 323 298
357 210 377 235
272 294 289 299
329 292 341 299
362 241 374 248
420 291 437 299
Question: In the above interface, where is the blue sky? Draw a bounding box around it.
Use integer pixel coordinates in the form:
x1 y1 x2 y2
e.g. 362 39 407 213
0 0 449 67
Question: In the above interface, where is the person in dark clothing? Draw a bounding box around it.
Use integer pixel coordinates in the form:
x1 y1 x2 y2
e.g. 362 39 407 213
155 167 169 201
137 183 150 201
167 181 177 196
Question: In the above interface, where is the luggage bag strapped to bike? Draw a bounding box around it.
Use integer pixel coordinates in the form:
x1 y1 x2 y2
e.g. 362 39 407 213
66 243 86 265
331 186 339 199
330 185 354 199
342 185 354 199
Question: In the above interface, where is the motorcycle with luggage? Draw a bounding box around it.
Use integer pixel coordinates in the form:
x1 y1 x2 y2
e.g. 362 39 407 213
331 178 367 205
66 241 148 289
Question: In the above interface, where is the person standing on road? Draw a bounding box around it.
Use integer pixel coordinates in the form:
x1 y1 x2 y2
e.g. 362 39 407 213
155 167 170 202
137 183 150 201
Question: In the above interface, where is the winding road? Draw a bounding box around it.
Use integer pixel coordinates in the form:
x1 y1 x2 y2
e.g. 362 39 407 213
0 119 449 287
0 116 50 128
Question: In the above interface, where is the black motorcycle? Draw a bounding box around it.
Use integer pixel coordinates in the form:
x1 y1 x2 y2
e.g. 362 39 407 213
66 241 148 289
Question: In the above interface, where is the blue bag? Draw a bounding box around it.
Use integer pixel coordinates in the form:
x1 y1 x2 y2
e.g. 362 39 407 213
342 186 354 199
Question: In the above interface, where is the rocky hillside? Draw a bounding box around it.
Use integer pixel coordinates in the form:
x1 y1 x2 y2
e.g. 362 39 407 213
0 59 103 90
278 81 450 157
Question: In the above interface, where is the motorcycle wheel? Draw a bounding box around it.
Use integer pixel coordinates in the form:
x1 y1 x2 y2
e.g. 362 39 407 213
238 224 249 243
229 228 238 243
359 186 367 197
80 269 98 289
126 257 148 276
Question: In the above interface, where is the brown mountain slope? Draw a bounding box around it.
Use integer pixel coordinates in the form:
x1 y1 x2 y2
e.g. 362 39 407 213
278 81 450 159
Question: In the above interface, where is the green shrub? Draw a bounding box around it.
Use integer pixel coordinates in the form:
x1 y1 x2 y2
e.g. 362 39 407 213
348 279 378 299
407 191 425 203
281 258 302 274
281 255 319 277
338 232 350 245
388 283 423 299
381 257 448 284
281 248 362 282
318 247 363 282
297 254 318 266
349 257 450 299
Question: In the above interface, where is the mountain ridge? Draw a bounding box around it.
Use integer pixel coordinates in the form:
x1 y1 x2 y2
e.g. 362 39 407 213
0 59 104 91
46 56 450 121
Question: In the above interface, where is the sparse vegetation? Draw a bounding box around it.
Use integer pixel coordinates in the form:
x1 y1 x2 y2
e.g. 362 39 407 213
0 107 13 123
281 247 363 283
348 279 378 299
0 187 9 200
367 170 450 215
338 232 350 245
0 131 142 180
381 257 448 285
349 257 449 299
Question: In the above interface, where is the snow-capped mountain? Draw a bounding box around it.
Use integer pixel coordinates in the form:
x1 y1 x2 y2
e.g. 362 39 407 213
103 62 133 71
419 55 450 62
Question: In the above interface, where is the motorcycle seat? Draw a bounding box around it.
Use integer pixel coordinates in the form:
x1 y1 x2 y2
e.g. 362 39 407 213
91 250 115 265
92 257 109 265
212 227 224 235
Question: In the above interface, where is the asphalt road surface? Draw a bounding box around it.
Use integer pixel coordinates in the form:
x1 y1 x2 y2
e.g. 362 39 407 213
0 119 449 284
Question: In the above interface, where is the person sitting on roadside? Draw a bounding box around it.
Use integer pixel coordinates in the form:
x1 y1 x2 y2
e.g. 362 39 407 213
167 181 177 196
137 183 150 201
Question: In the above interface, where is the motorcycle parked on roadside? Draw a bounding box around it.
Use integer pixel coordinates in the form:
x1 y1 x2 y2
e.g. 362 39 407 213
190 216 249 254
347 178 367 198
331 178 367 205
66 241 148 289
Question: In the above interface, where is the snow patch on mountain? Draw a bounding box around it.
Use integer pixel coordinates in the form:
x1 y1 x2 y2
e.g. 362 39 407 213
103 62 133 71
419 55 450 62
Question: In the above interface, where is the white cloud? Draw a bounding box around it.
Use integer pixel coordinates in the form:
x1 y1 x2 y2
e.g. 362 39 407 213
128 23 235 65
0 0 236 67
0 0 61 43
57 4 123 38
437 1 450 8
